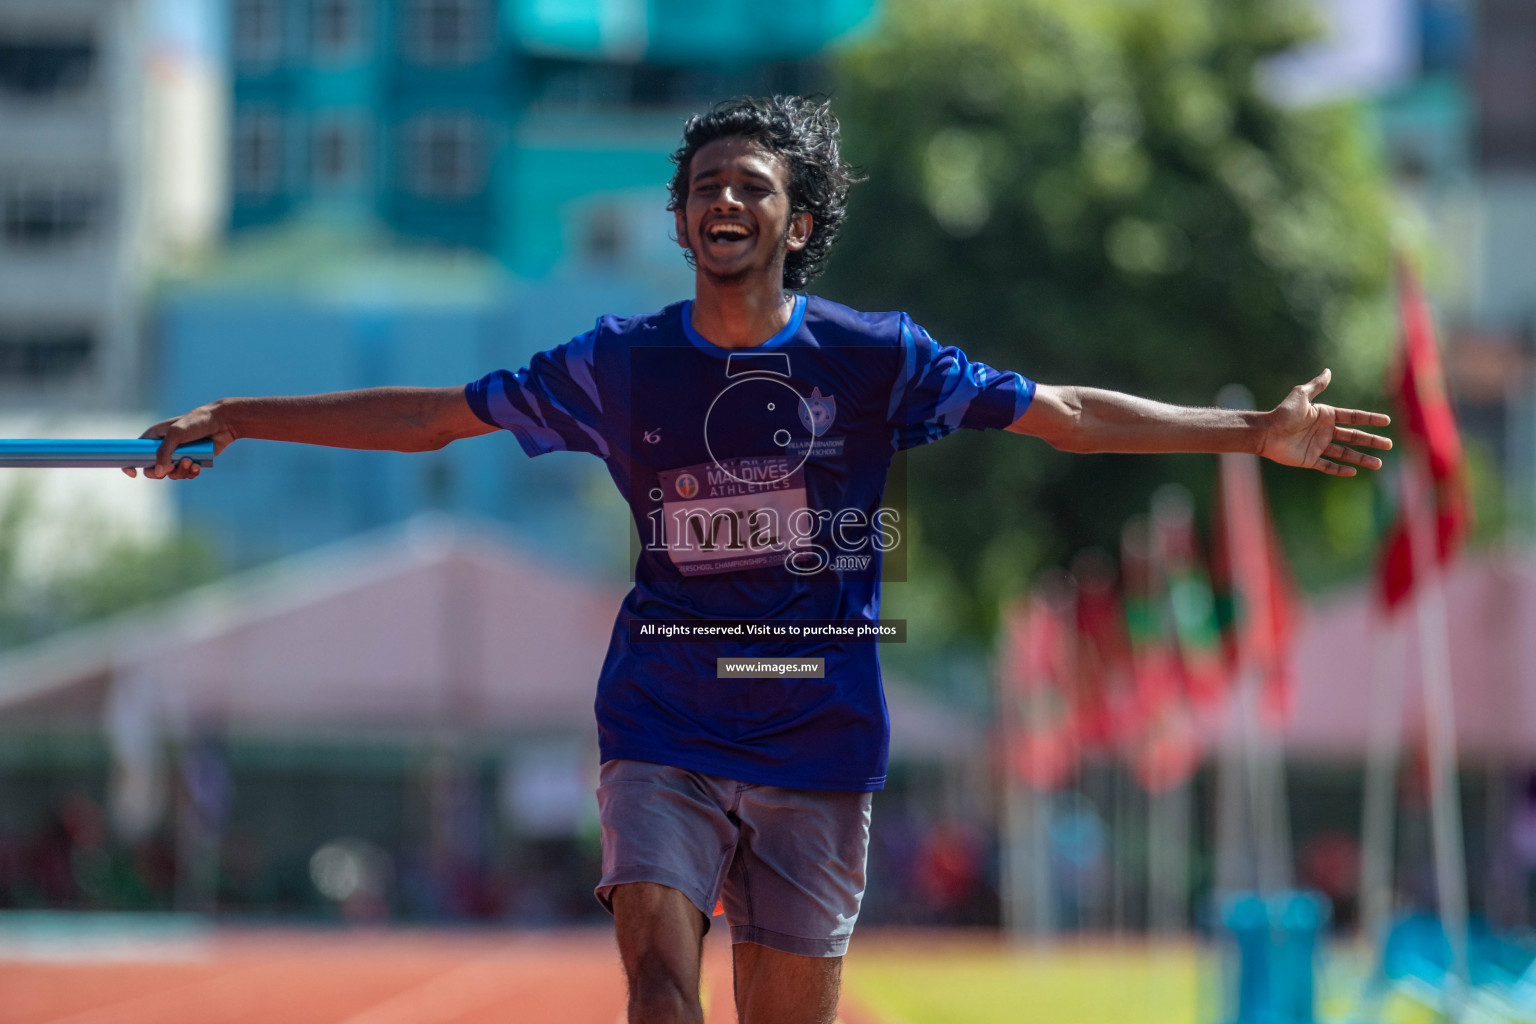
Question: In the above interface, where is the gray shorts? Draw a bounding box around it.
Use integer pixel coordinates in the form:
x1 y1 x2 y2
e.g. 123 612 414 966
593 758 872 957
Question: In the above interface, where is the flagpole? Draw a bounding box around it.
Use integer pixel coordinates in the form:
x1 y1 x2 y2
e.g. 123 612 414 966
1032 578 1075 938
1000 779 1056 944
1215 386 1295 898
999 769 1036 944
1406 457 1470 1003
1236 666 1286 894
998 595 1060 945
998 608 1030 945
1247 680 1292 894
1147 779 1191 932
1112 756 1133 936
1359 603 1409 948
1379 257 1471 1010
1215 687 1254 893
1145 489 1204 931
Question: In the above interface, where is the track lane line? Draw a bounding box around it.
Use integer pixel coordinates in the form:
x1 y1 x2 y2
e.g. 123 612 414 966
335 951 537 1024
38 957 303 1024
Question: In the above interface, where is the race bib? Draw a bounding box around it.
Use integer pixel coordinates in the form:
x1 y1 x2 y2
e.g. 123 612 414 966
656 456 810 576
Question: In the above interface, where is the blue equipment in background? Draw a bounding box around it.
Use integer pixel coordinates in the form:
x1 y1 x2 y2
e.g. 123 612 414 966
1221 890 1331 1024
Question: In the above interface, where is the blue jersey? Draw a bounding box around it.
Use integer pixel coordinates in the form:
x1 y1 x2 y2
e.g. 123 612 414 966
466 294 1034 791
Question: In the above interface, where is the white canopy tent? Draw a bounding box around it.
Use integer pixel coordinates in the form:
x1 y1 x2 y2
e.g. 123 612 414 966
1281 550 1536 760
0 514 980 760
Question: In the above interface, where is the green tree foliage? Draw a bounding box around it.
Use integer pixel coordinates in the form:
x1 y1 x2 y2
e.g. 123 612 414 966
827 0 1396 643
0 483 222 650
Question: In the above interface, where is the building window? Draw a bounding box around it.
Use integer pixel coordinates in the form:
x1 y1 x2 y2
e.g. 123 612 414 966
523 57 814 113
0 39 97 98
234 113 284 195
1477 0 1536 170
405 114 483 197
313 0 368 62
1 181 106 247
0 328 93 384
525 58 628 111
583 205 625 263
233 0 283 66
312 115 368 188
406 0 487 65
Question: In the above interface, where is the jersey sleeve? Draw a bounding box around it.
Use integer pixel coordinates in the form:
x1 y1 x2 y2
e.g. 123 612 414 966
886 314 1036 451
464 330 610 459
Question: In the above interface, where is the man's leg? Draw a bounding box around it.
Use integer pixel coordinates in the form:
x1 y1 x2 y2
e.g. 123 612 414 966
719 784 871 1023
732 942 842 1024
612 881 708 1024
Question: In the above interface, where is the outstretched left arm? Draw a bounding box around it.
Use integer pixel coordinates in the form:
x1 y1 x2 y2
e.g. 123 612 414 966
1007 369 1391 476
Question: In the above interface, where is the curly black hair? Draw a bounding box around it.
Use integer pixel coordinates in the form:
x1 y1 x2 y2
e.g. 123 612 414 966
667 95 861 290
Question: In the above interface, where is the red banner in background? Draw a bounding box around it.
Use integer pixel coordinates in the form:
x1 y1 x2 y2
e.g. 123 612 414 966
1377 258 1471 610
1001 576 1079 792
1121 517 1200 792
1069 549 1136 752
1213 451 1298 724
1153 488 1228 708
1001 458 1300 792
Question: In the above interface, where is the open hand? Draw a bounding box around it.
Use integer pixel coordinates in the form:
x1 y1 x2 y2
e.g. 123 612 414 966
123 402 236 480
1259 369 1391 476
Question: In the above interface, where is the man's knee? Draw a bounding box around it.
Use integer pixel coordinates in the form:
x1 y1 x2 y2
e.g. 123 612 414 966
733 942 843 1024
628 950 704 1024
612 882 706 1024
611 880 708 946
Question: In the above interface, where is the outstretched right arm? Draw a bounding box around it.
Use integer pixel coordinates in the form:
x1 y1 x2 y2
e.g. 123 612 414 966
129 386 495 480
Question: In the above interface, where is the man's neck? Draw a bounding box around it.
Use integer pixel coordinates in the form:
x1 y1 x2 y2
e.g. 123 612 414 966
689 276 795 350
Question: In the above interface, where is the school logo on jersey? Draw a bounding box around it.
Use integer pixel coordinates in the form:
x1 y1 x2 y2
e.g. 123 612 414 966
799 387 836 437
674 473 699 499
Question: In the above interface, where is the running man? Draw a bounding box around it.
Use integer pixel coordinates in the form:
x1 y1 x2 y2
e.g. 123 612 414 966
135 96 1390 1024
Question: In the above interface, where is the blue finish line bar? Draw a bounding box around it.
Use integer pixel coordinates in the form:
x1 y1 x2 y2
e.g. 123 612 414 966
0 439 216 469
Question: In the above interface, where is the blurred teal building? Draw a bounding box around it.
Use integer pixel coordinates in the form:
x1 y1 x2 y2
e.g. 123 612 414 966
227 0 876 271
158 220 661 567
160 0 878 565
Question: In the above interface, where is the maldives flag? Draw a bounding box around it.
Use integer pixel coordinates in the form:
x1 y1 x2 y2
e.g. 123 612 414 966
1213 449 1299 722
1070 550 1137 751
1122 519 1181 716
1153 490 1228 708
1377 258 1471 609
1001 582 1079 791
1121 518 1200 791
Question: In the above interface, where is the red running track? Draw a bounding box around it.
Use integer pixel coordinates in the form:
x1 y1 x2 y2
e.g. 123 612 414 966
0 927 884 1024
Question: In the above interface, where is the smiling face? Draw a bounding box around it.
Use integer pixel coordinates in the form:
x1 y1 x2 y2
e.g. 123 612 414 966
675 136 813 288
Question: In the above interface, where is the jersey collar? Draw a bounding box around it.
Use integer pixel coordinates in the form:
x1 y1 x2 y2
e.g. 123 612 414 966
680 294 806 356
